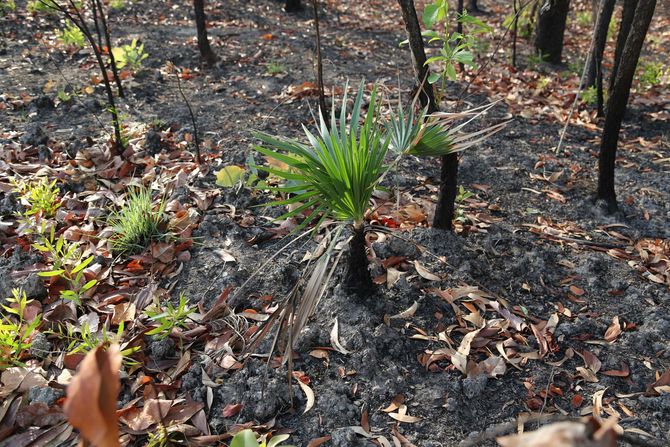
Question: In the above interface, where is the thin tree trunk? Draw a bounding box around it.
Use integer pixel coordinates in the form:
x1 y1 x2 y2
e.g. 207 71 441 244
512 0 518 66
534 0 571 64
609 0 638 93
597 0 656 213
457 0 465 74
285 0 302 12
94 0 123 97
396 0 438 112
397 0 458 231
343 225 373 295
312 0 328 121
584 0 615 90
193 0 217 64
89 0 103 52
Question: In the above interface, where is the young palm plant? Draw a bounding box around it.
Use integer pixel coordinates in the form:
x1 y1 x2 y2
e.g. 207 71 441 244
247 82 506 382
255 82 388 294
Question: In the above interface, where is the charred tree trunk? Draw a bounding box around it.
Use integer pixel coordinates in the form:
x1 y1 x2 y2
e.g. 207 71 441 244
584 0 615 91
534 0 571 64
512 0 518 66
597 0 656 213
609 0 638 93
397 0 458 231
396 0 438 112
312 0 328 121
343 225 373 295
94 0 124 97
457 0 465 74
194 0 217 64
285 0 302 12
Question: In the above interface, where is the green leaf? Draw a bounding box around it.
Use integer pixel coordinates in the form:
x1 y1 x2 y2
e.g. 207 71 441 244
422 3 440 29
71 255 94 274
215 166 246 187
82 279 97 291
230 429 260 447
38 269 65 277
445 64 458 81
428 72 441 84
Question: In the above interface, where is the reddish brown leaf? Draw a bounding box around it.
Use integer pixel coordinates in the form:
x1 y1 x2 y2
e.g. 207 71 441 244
222 404 243 418
64 344 121 447
307 436 332 447
571 394 583 408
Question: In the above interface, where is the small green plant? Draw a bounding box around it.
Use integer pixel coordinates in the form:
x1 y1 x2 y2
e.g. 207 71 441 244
454 186 473 223
1 0 16 14
33 230 98 306
108 186 167 254
537 76 551 90
575 10 591 27
111 39 148 71
109 0 125 10
13 177 61 218
27 0 57 14
266 60 286 75
0 289 42 369
52 321 139 364
581 85 597 105
638 61 666 89
231 430 295 447
57 88 72 104
57 22 86 48
413 0 491 88
144 293 195 339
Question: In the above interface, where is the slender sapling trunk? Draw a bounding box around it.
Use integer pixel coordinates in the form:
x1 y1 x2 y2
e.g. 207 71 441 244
193 0 217 64
597 0 656 212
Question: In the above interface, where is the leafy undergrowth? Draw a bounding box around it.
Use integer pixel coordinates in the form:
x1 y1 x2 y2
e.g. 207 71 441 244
1 0 669 446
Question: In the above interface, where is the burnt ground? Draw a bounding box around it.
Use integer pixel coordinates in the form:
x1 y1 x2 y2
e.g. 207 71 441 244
1 0 669 446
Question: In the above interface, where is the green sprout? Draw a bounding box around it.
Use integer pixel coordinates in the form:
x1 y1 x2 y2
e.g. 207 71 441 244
57 22 85 48
0 288 42 369
112 38 148 71
144 293 195 340
13 177 60 218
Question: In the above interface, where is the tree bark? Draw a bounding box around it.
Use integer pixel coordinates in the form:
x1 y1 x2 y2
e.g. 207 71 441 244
397 0 458 231
512 0 518 66
597 0 656 213
584 0 615 89
609 0 638 93
534 0 571 64
343 225 373 296
193 0 217 64
285 0 302 12
457 0 465 73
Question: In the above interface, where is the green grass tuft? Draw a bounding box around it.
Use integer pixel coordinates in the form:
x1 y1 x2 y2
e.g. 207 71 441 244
108 186 167 254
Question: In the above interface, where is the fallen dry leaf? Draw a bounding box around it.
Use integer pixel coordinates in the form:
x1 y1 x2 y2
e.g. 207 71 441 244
64 344 121 447
603 317 622 343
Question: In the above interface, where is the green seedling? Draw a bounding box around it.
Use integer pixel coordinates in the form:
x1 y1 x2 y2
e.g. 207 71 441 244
0 289 42 369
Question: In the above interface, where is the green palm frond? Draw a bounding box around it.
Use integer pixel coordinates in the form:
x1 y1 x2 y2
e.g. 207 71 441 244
386 99 509 157
254 81 390 228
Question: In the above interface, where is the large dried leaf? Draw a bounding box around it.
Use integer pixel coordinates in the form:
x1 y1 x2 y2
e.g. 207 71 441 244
64 344 121 447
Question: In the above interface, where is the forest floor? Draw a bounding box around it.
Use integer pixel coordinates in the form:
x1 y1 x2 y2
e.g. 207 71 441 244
1 0 670 446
